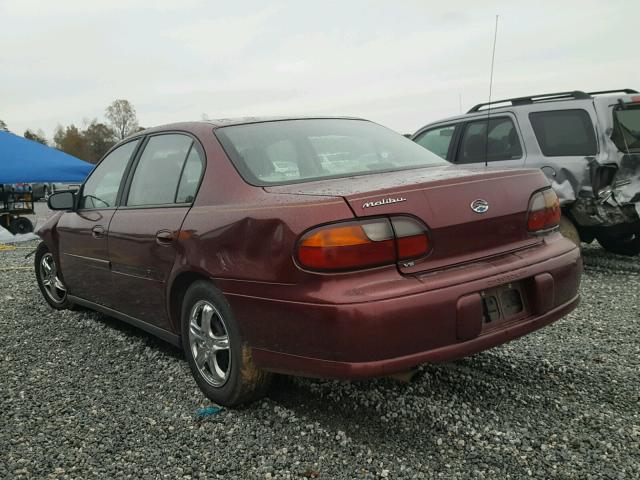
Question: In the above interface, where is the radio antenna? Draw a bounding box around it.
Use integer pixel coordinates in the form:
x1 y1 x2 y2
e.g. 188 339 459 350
484 14 499 167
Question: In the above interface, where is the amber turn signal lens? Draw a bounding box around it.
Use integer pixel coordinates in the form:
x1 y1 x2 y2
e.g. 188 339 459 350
297 217 430 271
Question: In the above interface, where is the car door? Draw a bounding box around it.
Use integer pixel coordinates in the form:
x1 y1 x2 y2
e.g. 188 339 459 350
56 139 140 307
107 133 205 329
452 115 526 168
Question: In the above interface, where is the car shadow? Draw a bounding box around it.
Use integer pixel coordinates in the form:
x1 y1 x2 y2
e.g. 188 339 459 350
262 349 602 453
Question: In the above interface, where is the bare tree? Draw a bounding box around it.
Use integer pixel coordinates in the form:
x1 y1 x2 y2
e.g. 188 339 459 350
105 99 139 140
24 129 48 145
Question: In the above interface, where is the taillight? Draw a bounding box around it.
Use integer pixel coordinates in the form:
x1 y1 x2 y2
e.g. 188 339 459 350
527 188 561 233
390 216 430 260
297 216 430 271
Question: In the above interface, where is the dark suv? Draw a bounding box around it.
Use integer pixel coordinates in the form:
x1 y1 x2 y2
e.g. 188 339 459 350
413 89 640 255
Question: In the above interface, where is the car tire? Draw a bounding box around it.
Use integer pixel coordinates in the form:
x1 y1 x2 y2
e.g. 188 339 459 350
34 242 75 310
9 217 33 235
181 280 272 407
559 215 581 249
596 232 640 256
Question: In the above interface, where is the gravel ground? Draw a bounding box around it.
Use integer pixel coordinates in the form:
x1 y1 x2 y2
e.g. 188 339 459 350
1 238 639 479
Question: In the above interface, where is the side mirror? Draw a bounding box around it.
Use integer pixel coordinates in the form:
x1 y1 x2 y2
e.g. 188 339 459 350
47 191 75 210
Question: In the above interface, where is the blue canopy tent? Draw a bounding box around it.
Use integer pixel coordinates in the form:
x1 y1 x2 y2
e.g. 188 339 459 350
1 131 93 235
0 131 93 183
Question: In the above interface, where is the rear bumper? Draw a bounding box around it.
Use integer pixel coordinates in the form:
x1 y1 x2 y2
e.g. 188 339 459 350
251 293 579 378
227 236 582 378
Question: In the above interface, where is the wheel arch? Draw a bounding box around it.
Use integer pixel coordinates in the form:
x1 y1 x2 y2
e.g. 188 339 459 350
167 270 215 335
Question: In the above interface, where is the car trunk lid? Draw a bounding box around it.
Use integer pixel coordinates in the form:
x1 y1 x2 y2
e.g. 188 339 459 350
265 165 551 274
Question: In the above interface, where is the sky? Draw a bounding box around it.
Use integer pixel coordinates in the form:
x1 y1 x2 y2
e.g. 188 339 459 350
1 0 638 139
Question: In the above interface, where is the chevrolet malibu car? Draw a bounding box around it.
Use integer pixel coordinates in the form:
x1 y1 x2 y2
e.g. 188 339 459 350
36 117 582 406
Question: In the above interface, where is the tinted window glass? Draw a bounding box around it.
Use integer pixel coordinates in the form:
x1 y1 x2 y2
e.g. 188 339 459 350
529 109 597 156
414 125 455 159
612 106 640 152
80 140 139 209
127 134 193 206
215 119 446 186
457 117 523 164
176 147 204 203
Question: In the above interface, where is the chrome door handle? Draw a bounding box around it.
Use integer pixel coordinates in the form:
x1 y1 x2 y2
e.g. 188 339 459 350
155 230 174 245
92 225 105 238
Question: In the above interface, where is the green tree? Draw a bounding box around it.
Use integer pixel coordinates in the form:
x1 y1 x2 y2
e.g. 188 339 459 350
24 129 48 145
105 99 139 140
54 124 89 160
83 120 117 163
0 119 8 132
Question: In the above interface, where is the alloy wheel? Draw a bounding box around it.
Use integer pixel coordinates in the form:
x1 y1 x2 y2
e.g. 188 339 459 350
188 300 231 387
39 253 67 304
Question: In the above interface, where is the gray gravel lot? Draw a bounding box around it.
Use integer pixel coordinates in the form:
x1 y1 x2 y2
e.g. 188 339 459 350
1 237 639 479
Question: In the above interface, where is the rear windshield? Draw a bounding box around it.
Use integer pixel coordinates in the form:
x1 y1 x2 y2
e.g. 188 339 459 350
215 119 447 186
612 105 640 153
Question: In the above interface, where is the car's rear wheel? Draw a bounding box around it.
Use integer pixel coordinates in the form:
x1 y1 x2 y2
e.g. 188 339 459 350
35 242 74 310
597 232 640 256
181 280 272 407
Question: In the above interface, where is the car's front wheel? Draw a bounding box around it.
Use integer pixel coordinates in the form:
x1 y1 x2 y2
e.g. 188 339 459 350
35 242 74 310
181 280 272 407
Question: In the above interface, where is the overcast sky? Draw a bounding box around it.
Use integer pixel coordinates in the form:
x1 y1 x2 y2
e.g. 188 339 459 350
1 0 638 139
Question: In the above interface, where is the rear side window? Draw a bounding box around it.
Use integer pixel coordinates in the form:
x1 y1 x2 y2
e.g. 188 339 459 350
612 105 640 153
414 125 455 159
456 117 523 164
80 139 139 209
529 109 597 156
127 134 194 206
176 147 204 203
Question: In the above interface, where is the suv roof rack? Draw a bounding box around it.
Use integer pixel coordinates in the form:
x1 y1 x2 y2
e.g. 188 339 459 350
588 88 638 96
467 89 639 113
467 91 591 113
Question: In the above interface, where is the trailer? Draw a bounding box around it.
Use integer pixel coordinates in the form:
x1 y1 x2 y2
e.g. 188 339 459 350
0 184 35 234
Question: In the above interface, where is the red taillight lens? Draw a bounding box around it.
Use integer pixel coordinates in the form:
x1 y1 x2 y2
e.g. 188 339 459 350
527 188 561 233
297 217 430 271
391 216 430 260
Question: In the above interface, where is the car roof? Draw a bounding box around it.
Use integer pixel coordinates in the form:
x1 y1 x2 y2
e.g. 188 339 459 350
414 89 639 133
135 116 367 136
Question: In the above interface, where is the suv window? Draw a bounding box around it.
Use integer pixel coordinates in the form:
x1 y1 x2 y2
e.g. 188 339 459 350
457 117 523 163
127 134 194 206
611 105 640 153
529 109 597 156
80 139 139 209
414 125 455 159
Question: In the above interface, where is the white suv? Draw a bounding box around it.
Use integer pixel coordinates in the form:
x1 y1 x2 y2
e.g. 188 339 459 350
413 89 640 255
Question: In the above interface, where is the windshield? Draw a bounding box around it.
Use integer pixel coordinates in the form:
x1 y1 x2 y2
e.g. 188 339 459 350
215 119 447 186
612 105 640 152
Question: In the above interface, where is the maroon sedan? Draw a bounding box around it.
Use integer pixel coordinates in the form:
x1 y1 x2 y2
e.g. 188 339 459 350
36 118 582 406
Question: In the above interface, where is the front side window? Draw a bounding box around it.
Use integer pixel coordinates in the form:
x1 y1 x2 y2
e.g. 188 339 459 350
215 119 446 186
456 117 523 164
611 105 640 153
413 125 456 159
80 139 139 209
529 109 597 156
127 134 193 206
